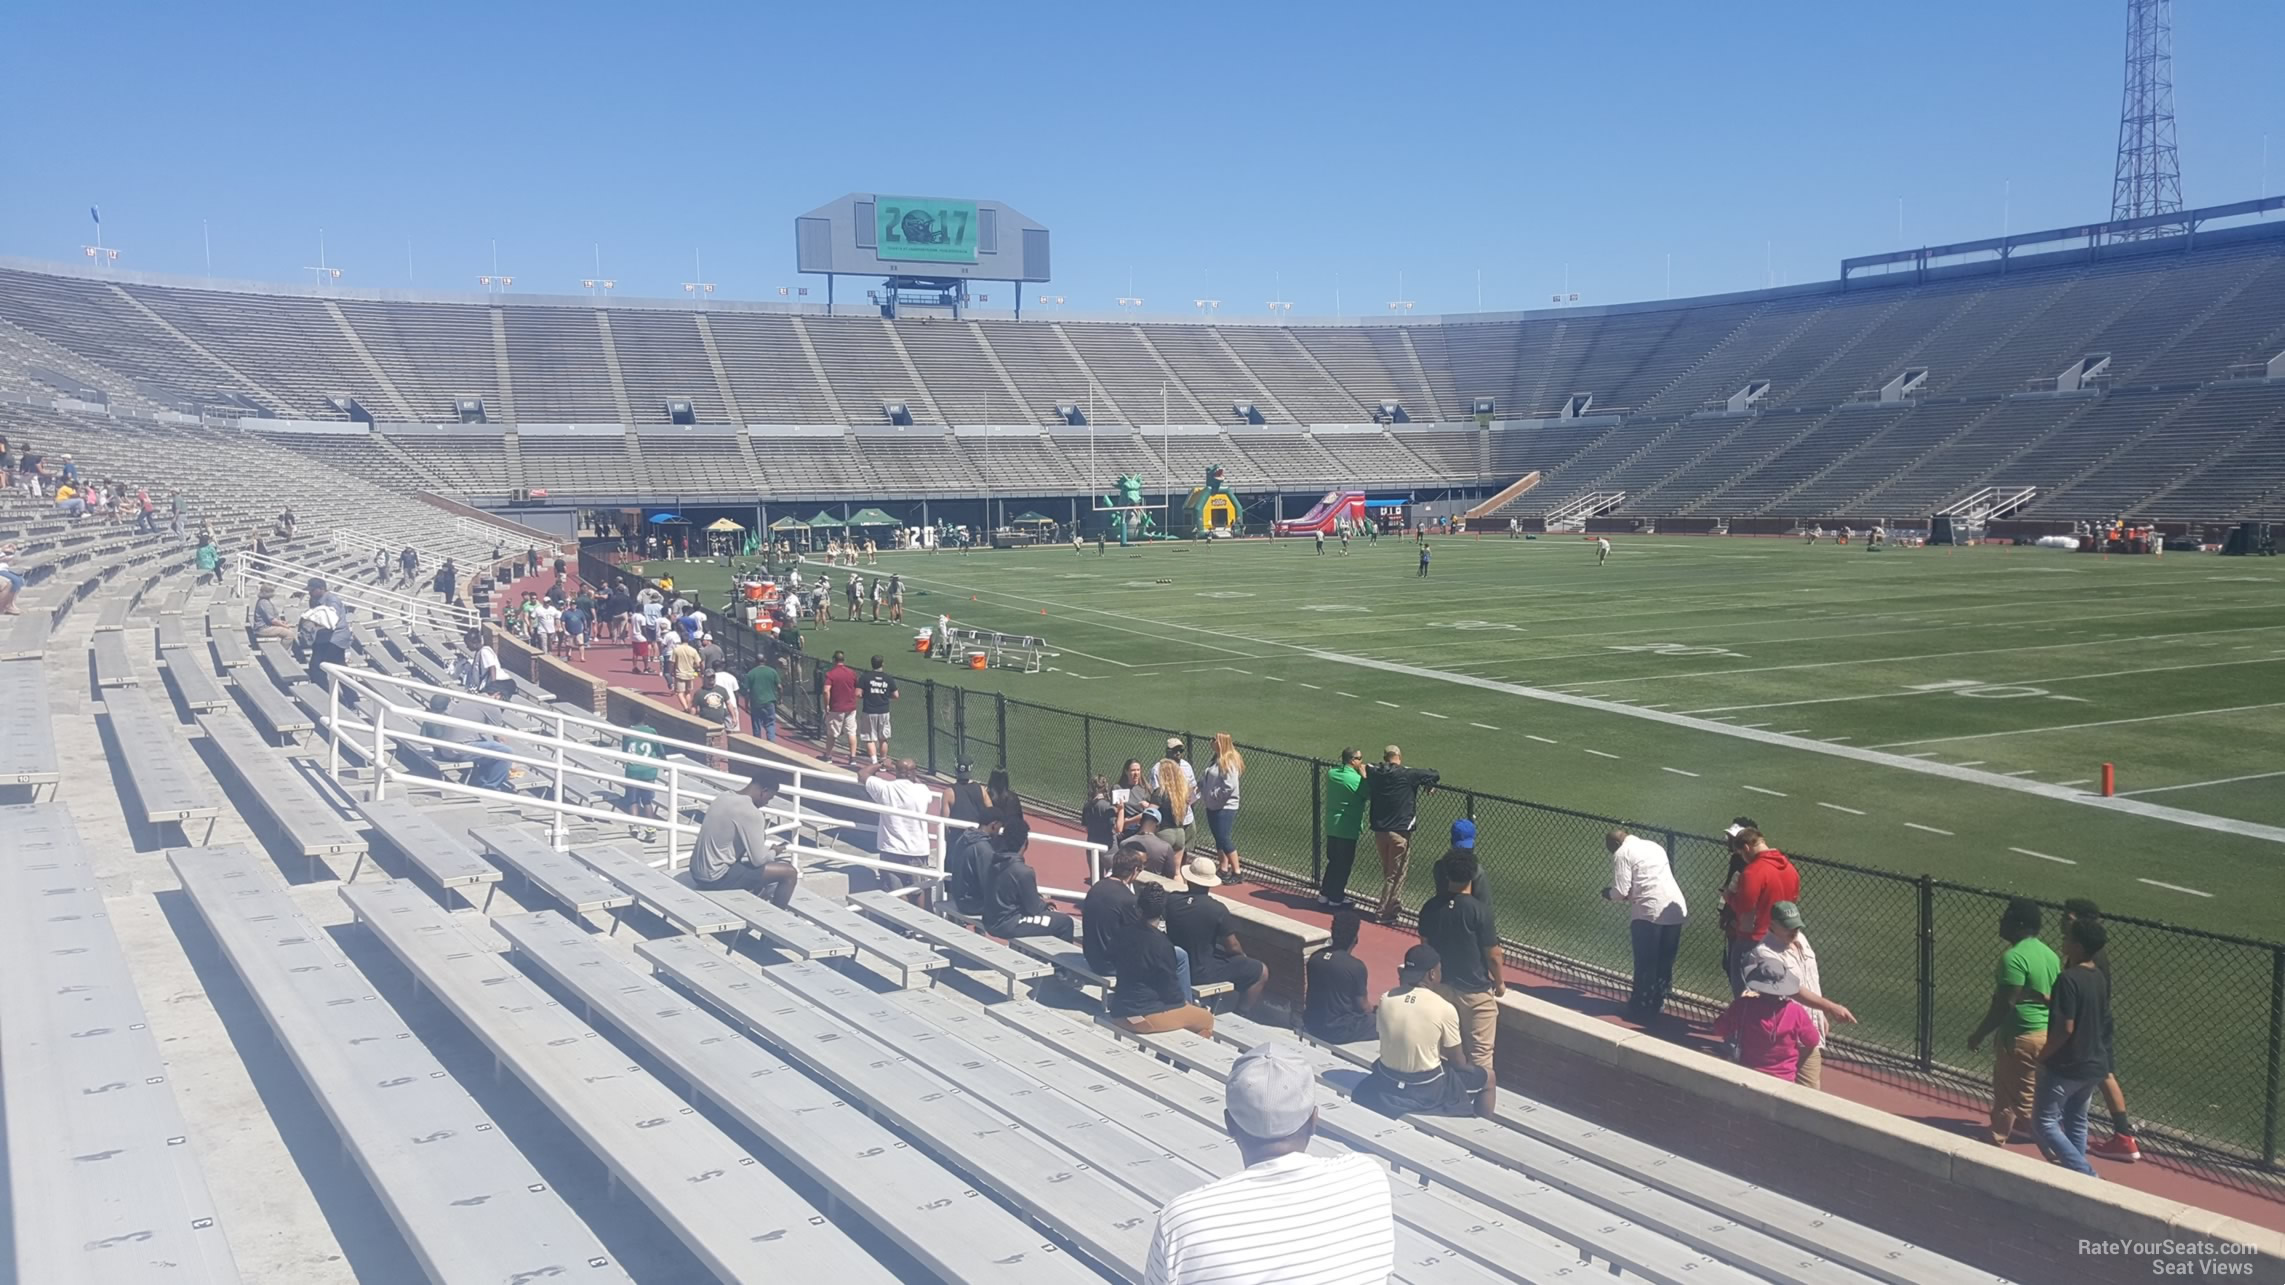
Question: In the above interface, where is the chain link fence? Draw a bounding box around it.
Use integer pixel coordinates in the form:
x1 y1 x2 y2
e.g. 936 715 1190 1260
566 543 2285 1176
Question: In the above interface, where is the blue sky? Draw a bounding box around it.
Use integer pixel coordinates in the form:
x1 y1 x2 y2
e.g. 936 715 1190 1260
3 0 2279 316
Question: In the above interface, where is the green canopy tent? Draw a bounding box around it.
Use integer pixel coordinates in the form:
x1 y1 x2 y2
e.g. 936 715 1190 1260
845 507 901 527
767 515 806 532
1008 511 1056 526
805 511 843 528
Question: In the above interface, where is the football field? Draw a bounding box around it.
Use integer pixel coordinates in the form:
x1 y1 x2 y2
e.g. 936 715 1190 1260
694 533 2285 937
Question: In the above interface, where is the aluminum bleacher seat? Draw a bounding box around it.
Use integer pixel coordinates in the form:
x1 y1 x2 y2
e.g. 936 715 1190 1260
195 710 368 878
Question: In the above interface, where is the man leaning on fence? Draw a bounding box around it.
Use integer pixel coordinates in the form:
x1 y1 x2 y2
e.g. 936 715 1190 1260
1601 827 1686 1020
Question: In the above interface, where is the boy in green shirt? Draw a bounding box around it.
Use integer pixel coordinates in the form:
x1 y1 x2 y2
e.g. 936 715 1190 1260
619 722 665 841
1967 897 2061 1145
743 661 780 743
1320 747 1369 907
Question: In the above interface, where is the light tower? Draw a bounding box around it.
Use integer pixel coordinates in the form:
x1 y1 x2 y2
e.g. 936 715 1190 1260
2109 0 2183 237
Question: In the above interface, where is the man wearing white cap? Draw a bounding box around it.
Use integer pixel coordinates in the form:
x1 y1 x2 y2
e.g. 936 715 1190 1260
1165 856 1269 1014
1146 1043 1395 1285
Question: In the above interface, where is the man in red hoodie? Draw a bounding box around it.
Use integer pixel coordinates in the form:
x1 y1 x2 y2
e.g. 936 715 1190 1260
1721 827 1799 996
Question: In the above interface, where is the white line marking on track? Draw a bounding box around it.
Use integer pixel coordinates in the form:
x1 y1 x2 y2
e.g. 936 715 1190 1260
1584 749 1620 759
1525 734 1559 745
1743 785 1787 797
1469 722 1499 731
1375 700 1401 708
2011 847 2077 865
2138 878 2212 897
1264 675 1284 682
1336 691 1357 698
1420 711 1449 719
1299 683 1321 690
2119 769 2285 797
1662 767 1700 777
1817 802 1866 815
1904 822 1954 835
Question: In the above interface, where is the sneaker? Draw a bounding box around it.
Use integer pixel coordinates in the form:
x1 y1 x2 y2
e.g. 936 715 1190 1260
2089 1133 2141 1163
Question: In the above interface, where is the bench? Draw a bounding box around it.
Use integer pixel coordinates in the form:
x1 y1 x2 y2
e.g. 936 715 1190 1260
637 939 1155 1280
209 630 252 670
233 671 314 746
848 889 1052 994
168 846 628 1284
0 662 60 799
340 880 887 1283
92 627 141 688
941 990 1589 1285
100 686 221 841
0 609 51 661
704 887 854 959
783 887 947 987
93 595 132 632
466 825 632 915
156 613 191 651
1006 934 1234 1003
353 797 503 892
195 712 368 878
568 841 743 935
493 912 1080 1284
162 648 231 712
2 807 240 1284
254 638 298 686
1233 1014 1991 1285
1124 1027 1781 1285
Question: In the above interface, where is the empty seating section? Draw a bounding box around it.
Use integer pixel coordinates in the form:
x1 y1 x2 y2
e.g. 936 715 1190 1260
635 428 759 496
331 299 503 420
1226 432 1343 487
1630 410 1831 513
381 427 515 496
0 268 259 409
1059 321 1202 424
1217 326 1370 422
126 285 377 418
960 431 1080 490
805 317 936 423
1714 408 1910 514
1777 283 1983 408
502 309 619 423
2136 255 2285 384
972 319 1102 422
895 319 1023 423
1781 400 1992 515
1437 321 1536 417
861 431 989 492
1138 324 1279 423
517 431 640 494
750 431 882 496
1289 326 1432 418
605 309 726 423
2114 384 2285 518
702 312 840 422
266 429 446 493
1852 398 2084 514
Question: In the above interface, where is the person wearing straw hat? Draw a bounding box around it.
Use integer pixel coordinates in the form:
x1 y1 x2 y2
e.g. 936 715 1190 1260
1711 948 1821 1084
1164 856 1269 1014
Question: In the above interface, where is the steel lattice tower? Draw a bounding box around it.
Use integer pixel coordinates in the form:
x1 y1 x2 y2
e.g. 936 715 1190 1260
2110 0 2184 236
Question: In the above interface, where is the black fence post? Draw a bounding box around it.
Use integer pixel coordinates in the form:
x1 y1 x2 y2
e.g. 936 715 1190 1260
953 687 968 764
1083 714 1094 781
1916 875 1937 1071
923 681 938 775
1464 791 1477 820
1310 758 1325 885
995 694 1009 771
2266 947 2284 1169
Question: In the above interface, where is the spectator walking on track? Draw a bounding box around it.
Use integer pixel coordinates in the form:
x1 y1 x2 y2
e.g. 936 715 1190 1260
859 655 898 765
742 654 780 742
1319 747 1369 908
2063 899 2141 1162
1601 827 1687 1019
2035 916 2116 1176
1112 884 1213 1037
1416 851 1502 1114
1968 897 2060 1147
1366 745 1439 924
1759 901 1854 1089
1147 1042 1395 1285
823 651 861 763
1354 944 1492 1120
1303 909 1377 1046
1198 732 1245 883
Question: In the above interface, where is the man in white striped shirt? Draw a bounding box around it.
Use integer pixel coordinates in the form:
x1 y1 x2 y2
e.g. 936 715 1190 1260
1146 1042 1395 1285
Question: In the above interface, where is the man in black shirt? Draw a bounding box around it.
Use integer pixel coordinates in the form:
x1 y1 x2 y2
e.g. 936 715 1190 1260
1164 856 1269 1013
983 822 1073 941
1417 852 1503 1113
2034 917 2113 1176
1082 851 1145 974
859 655 898 766
2062 899 2140 1163
944 810 1004 918
1111 885 1213 1035
1367 745 1439 924
1304 909 1376 1044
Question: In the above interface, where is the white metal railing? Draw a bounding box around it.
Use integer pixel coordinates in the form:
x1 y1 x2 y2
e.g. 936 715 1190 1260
331 526 491 576
234 550 479 635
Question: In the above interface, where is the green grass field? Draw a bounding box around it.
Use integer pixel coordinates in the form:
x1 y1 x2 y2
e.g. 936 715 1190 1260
651 534 2285 1158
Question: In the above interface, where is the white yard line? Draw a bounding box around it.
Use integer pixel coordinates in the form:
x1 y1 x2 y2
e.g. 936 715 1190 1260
1263 675 1284 682
1870 702 2285 749
1817 802 1866 815
2118 769 2285 797
1661 767 1700 777
1955 760 1986 768
2003 769 2037 777
2138 878 2212 898
1469 722 1499 731
1584 749 1620 759
1420 711 1449 719
1904 822 1954 836
1679 654 2285 715
1299 683 1321 690
1525 734 1559 745
1375 700 1401 708
1742 785 1787 797
2010 847 2077 865
1336 691 1358 698
2059 779 2094 787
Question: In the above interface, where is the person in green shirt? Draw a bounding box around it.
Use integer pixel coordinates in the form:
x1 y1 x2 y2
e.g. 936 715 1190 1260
743 661 781 743
618 722 665 841
1966 897 2061 1146
194 535 221 584
1320 746 1370 908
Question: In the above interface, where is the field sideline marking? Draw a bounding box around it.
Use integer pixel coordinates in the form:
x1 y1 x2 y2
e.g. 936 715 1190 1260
1904 822 1954 835
1679 654 2285 715
2011 847 2077 865
1470 722 1499 730
1818 802 1866 815
1421 711 1449 719
1662 767 1700 777
1525 734 1560 745
2119 769 2285 797
1870 702 2285 749
1743 785 1787 797
1584 749 1620 759
2138 878 2213 898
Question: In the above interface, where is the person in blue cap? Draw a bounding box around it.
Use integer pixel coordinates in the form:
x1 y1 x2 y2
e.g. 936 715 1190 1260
1443 817 1493 908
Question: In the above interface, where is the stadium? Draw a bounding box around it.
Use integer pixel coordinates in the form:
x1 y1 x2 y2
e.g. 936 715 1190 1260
3 2 2284 1282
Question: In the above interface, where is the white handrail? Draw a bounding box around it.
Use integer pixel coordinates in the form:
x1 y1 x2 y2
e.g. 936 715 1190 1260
330 526 490 574
234 549 479 634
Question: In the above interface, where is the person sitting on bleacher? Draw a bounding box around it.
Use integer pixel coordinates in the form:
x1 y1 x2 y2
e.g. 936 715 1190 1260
464 738 517 794
691 774 799 906
1082 850 1145 975
1165 856 1270 1014
1303 909 1378 1046
0 543 22 616
984 820 1074 941
1352 945 1493 1120
945 807 1004 918
1112 884 1213 1037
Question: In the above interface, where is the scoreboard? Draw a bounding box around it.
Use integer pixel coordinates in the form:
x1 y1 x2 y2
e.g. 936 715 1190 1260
875 196 979 265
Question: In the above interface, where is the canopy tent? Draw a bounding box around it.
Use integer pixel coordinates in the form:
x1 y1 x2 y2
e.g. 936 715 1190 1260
804 511 843 528
704 517 746 532
648 512 688 523
1007 511 1056 526
845 507 901 527
767 515 806 532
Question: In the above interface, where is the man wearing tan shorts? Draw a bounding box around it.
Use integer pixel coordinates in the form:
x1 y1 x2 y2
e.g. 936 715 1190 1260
1416 851 1503 1114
